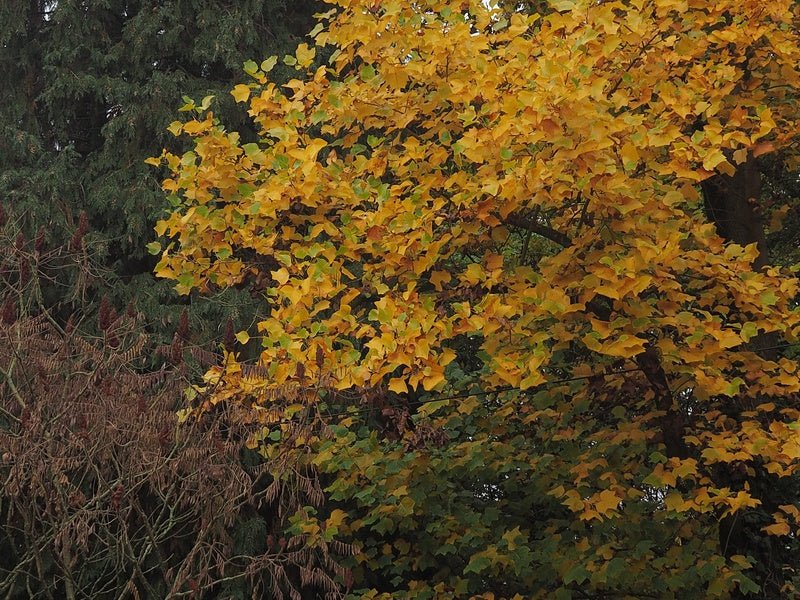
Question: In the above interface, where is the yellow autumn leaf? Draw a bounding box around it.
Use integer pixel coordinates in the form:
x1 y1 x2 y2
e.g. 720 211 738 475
762 522 790 536
562 489 584 512
592 489 621 517
295 43 316 68
388 377 408 394
167 121 183 136
620 142 639 170
326 509 347 528
430 270 451 291
701 149 728 171
271 268 290 285
182 119 210 135
482 179 500 196
422 371 446 391
231 84 251 103
598 334 646 358
721 491 761 518
594 285 620 300
665 491 686 512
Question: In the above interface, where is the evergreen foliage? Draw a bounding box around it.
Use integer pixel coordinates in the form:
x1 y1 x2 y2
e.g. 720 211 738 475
0 0 320 335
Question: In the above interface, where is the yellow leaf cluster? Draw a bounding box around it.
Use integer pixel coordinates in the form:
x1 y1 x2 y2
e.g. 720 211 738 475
152 0 800 532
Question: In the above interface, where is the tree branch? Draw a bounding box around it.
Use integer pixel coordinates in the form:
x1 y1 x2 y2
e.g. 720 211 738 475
0 363 26 409
635 345 688 459
505 213 573 247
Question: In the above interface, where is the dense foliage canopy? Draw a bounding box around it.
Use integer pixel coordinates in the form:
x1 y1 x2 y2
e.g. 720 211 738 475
37 0 800 597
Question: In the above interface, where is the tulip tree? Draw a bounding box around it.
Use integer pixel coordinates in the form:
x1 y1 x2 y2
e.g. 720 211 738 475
150 0 800 597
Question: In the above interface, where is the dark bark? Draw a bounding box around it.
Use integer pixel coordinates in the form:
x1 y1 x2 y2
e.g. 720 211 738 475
701 154 768 269
506 212 574 248
635 346 689 459
702 155 785 596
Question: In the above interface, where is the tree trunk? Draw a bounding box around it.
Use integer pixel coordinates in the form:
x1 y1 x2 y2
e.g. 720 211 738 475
702 154 782 595
701 154 768 269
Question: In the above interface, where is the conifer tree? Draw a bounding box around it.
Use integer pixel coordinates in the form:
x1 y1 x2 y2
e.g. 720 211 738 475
0 0 319 327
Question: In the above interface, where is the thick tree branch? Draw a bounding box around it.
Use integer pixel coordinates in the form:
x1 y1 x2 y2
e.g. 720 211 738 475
635 346 688 459
505 213 573 247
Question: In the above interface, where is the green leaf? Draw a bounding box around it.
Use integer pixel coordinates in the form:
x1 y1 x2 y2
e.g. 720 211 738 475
178 95 196 111
309 22 325 38
177 273 195 288
418 399 450 416
736 575 760 595
564 563 590 585
642 471 663 487
464 555 491 575
760 291 777 306
242 143 261 157
260 56 278 72
360 64 376 81
199 95 214 110
724 377 745 396
740 321 758 342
